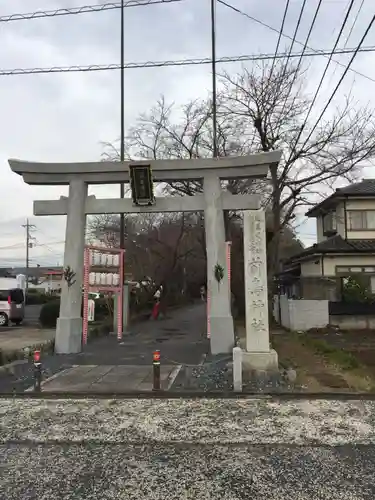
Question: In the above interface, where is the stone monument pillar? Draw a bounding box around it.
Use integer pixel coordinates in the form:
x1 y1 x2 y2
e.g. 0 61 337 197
55 178 87 353
242 209 278 371
204 173 234 354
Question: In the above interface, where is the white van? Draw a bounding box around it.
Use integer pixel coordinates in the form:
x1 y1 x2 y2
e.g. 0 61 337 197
0 288 25 326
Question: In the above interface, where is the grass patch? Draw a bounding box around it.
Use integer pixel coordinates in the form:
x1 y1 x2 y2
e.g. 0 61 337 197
294 332 360 371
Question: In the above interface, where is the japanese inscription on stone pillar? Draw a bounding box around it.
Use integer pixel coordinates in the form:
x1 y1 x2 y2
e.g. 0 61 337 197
243 209 269 352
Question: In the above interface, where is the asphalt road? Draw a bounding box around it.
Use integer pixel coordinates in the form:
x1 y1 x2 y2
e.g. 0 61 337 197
1 398 375 499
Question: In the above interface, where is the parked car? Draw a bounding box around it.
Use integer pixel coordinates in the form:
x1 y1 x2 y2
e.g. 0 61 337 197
0 288 25 326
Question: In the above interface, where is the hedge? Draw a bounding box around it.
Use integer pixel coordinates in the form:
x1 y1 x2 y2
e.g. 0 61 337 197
26 292 56 305
39 297 113 328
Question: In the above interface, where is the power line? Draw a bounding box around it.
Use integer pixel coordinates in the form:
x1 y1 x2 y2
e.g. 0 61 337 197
298 13 375 154
0 0 183 22
343 0 365 47
269 0 291 81
217 0 375 84
276 0 323 135
280 0 307 78
1 46 375 77
290 0 357 156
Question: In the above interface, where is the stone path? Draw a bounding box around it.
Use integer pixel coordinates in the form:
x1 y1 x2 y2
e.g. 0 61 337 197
0 303 208 393
34 364 181 392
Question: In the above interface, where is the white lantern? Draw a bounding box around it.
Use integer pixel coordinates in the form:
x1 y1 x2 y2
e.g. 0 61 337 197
113 273 119 286
113 254 119 267
89 273 96 286
100 253 107 266
89 251 95 266
106 273 113 285
100 273 106 285
93 252 101 266
107 254 113 266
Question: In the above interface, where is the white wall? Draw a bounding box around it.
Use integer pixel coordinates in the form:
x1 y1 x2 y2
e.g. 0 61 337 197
275 294 329 331
301 259 322 276
280 294 291 329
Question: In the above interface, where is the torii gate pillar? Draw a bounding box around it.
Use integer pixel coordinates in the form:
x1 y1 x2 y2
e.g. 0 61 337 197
204 172 233 353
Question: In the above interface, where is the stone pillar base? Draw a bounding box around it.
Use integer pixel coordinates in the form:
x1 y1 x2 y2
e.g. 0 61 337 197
242 349 278 372
210 314 235 354
55 317 82 354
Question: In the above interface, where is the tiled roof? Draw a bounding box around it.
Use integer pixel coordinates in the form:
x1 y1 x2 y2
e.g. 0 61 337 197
306 179 375 216
335 179 375 195
284 235 375 263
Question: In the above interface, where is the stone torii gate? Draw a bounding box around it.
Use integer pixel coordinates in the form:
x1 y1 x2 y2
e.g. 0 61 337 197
9 152 281 359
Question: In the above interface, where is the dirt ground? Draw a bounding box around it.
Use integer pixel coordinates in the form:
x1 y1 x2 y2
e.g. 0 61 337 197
236 320 375 392
271 327 375 392
307 328 375 371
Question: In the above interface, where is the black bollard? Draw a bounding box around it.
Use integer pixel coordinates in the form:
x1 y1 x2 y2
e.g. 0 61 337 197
153 350 161 391
33 350 42 392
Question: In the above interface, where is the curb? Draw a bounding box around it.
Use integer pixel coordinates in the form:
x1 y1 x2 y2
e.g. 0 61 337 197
2 391 375 400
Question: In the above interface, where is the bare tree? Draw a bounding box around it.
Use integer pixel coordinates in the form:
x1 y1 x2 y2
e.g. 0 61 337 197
220 61 375 280
87 211 206 294
99 60 375 292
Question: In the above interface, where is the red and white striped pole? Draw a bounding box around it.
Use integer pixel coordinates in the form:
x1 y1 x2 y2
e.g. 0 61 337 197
82 247 90 346
226 241 232 291
226 241 232 306
207 291 211 339
117 248 124 341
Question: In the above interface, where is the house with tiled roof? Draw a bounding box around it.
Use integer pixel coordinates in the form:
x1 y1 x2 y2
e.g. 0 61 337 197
279 179 375 300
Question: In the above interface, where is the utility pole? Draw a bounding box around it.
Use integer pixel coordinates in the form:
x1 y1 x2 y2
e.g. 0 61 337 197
22 219 36 296
118 0 125 336
120 0 125 250
210 0 218 157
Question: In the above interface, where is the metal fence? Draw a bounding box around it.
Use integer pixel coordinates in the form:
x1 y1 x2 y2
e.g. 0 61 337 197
329 301 375 316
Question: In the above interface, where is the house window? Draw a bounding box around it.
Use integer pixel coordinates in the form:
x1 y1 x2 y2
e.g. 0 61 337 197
347 210 375 230
322 212 336 233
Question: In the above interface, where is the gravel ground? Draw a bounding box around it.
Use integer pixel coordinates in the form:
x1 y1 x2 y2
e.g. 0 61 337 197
2 442 375 499
172 355 299 393
1 398 375 445
1 398 375 499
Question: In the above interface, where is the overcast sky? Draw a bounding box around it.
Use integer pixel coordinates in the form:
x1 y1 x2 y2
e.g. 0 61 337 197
0 0 375 267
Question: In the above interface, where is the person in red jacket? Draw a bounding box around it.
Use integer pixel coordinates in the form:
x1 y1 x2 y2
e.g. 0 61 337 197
151 285 162 320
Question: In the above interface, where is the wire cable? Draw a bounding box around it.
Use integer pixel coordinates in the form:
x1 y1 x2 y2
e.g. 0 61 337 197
275 0 323 135
217 0 375 84
0 0 183 22
343 0 365 47
289 0 357 157
298 13 375 155
279 0 308 81
1 46 374 77
325 0 361 89
269 0 291 81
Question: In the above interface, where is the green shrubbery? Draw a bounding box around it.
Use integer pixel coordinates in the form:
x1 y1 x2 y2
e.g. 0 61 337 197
39 300 61 327
26 291 57 305
39 297 114 328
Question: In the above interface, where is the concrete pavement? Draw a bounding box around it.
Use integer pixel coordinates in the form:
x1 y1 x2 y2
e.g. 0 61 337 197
0 303 208 393
1 398 375 498
35 364 181 392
